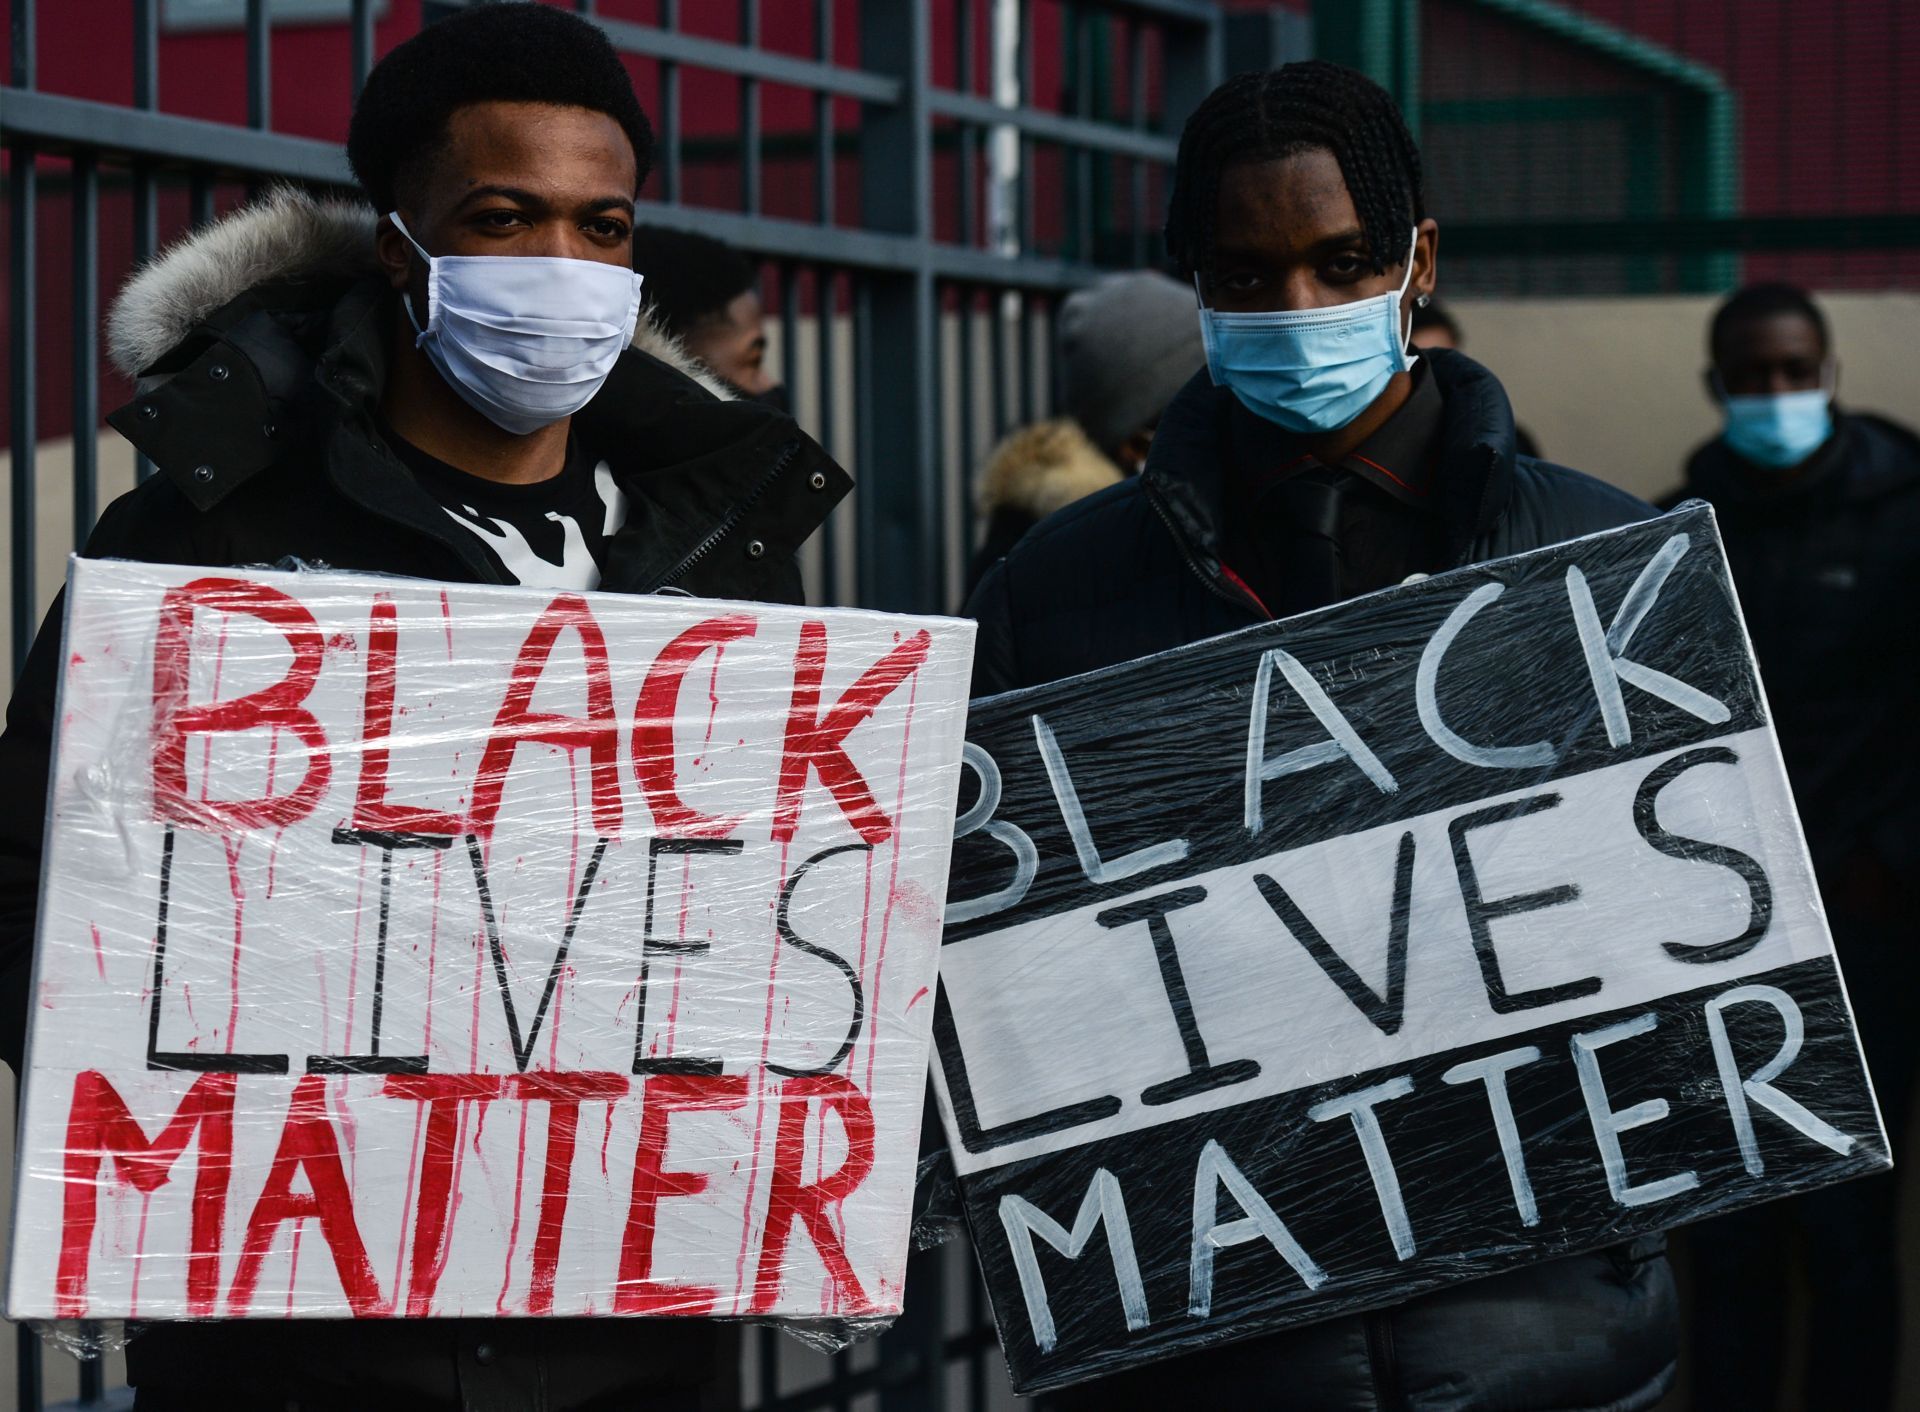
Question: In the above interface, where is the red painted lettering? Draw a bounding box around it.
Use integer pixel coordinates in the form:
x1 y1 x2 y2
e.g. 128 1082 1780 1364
384 1073 504 1316
56 1071 236 1317
518 1072 628 1316
751 1075 877 1314
631 615 758 837
352 598 463 836
151 578 332 831
772 622 930 845
228 1075 385 1316
616 1073 750 1314
468 594 622 839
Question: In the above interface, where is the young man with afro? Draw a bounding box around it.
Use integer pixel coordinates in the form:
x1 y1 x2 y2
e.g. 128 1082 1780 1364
966 61 1678 1410
0 6 848 1406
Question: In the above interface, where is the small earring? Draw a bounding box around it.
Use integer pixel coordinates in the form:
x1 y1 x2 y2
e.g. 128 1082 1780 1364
1416 294 1431 308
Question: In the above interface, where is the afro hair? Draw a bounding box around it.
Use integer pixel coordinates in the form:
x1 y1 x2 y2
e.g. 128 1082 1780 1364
347 3 654 212
630 225 760 338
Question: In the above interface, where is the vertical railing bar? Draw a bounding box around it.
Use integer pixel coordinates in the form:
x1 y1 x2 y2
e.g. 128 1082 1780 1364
134 0 159 482
956 0 976 245
71 153 99 551
77 1320 105 1402
11 0 35 87
1130 17 1149 268
854 274 875 606
757 1324 779 1408
134 0 157 107
1017 291 1035 426
190 170 215 229
245 0 270 130
989 290 1009 440
351 0 376 100
956 284 976 580
831 1346 852 1412
813 0 835 224
10 146 38 678
740 0 761 216
1072 3 1094 261
660 0 682 202
815 267 839 604
967 1268 987 1412
778 257 800 403
1017 0 1036 253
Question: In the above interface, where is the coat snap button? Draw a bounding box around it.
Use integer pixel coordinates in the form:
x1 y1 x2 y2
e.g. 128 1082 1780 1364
808 471 827 491
138 403 158 421
208 363 230 381
746 539 767 559
192 465 215 484
474 1343 495 1366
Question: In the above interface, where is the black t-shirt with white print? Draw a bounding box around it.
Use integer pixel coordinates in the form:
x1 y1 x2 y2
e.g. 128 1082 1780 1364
386 427 629 591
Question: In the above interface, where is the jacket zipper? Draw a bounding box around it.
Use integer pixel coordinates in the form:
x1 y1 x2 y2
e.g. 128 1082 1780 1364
1146 489 1268 618
1365 1309 1408 1412
650 438 804 591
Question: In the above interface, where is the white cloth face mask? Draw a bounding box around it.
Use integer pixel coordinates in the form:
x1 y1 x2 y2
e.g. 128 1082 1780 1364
390 212 643 436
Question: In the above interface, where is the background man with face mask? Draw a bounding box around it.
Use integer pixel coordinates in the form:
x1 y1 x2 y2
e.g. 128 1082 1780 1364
0 5 847 1407
1668 281 1920 1412
964 61 1678 1411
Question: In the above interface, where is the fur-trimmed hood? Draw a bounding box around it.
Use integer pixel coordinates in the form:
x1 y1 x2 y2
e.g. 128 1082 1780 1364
977 417 1124 520
106 185 731 398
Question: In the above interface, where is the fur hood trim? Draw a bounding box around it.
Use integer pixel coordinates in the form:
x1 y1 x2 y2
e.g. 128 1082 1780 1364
106 185 731 398
978 417 1124 519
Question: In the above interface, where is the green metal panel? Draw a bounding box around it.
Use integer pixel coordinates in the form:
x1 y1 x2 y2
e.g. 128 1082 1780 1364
1313 0 1420 131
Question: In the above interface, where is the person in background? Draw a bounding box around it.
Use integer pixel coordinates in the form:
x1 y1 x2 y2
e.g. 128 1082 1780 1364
964 270 1204 597
630 224 783 405
1672 281 1920 1412
0 6 846 1406
966 59 1676 1409
1410 296 1540 458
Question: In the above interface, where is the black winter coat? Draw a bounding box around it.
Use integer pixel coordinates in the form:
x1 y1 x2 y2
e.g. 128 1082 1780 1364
0 196 849 1411
1671 415 1920 1109
1673 414 1920 884
965 349 1679 1412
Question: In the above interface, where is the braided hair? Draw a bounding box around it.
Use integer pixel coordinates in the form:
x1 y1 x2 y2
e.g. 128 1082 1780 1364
1166 62 1424 286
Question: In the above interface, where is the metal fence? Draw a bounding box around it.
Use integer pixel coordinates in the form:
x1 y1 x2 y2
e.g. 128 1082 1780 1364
0 0 1223 1407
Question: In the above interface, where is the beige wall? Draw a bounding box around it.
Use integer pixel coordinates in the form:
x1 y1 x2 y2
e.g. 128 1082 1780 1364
1440 292 1920 505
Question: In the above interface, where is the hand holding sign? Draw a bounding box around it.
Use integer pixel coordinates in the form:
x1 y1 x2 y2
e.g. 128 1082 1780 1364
933 506 1888 1393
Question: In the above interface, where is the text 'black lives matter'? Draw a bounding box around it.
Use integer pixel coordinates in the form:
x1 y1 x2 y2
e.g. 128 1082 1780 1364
931 505 1889 1393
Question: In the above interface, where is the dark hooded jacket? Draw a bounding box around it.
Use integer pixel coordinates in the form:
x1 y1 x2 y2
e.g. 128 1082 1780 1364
1668 413 1920 1129
1670 412 1920 885
966 348 1678 1412
0 188 851 1411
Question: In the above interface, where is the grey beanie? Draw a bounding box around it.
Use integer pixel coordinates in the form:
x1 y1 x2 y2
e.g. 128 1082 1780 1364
1056 270 1206 461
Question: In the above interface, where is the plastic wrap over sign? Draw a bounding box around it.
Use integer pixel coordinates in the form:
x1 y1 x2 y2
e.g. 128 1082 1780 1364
8 559 974 1332
933 506 1889 1394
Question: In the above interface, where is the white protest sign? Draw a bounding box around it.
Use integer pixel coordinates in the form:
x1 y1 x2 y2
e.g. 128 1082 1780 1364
8 559 974 1325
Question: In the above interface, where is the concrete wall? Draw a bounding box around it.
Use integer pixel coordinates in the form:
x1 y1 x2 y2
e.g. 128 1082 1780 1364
1439 293 1920 505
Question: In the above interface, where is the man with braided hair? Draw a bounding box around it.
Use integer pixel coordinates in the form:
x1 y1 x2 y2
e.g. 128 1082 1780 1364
966 61 1677 1409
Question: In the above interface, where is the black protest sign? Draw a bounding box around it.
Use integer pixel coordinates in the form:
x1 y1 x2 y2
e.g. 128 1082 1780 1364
931 506 1889 1394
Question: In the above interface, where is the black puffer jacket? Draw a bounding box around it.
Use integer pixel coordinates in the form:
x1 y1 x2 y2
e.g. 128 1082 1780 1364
966 349 1678 1411
1672 413 1920 883
0 190 849 1412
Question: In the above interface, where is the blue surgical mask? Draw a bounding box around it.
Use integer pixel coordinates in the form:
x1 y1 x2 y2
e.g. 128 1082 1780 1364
1197 231 1419 435
1722 386 1834 470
